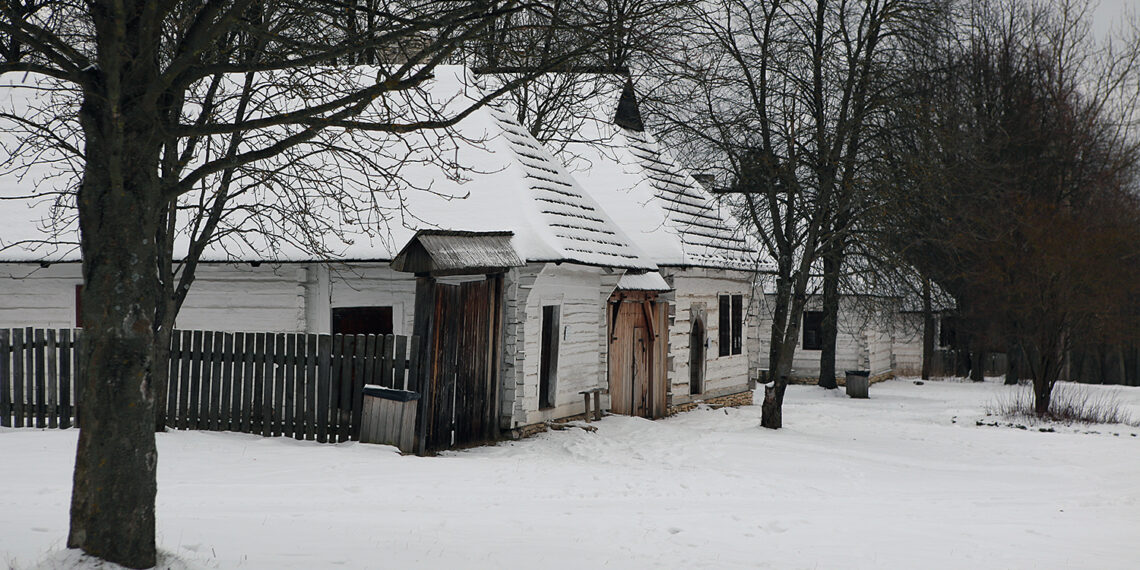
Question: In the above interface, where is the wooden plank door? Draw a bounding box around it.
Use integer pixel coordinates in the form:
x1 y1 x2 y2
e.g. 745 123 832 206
608 293 666 419
421 276 501 452
632 325 650 417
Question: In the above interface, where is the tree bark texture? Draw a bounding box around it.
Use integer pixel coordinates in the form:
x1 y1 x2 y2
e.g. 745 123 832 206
1004 340 1020 385
67 6 164 565
760 377 786 429
971 336 987 382
921 277 934 380
818 248 842 389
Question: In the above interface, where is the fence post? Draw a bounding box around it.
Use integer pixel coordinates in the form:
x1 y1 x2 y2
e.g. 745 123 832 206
0 329 10 428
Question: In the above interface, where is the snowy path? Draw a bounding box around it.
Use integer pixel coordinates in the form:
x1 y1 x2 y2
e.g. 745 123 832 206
3 379 1139 569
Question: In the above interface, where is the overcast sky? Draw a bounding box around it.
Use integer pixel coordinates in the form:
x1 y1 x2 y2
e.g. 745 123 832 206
1091 0 1136 40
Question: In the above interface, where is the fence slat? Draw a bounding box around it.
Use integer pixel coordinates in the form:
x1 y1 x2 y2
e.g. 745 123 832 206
0 329 10 427
271 333 285 437
381 334 395 389
166 331 180 430
176 330 192 430
230 332 244 433
317 334 333 443
12 329 25 427
242 332 256 434
250 333 265 434
46 329 58 429
58 330 71 429
304 334 318 441
283 333 296 439
363 334 377 389
337 334 355 442
392 335 407 391
219 332 234 432
198 331 214 430
350 334 367 441
261 333 273 436
188 330 203 430
33 328 45 428
207 331 222 431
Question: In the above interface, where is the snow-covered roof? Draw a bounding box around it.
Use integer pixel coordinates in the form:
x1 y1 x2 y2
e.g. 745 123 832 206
0 67 656 271
547 79 762 271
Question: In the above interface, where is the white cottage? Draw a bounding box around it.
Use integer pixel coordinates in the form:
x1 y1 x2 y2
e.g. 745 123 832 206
0 67 692 446
549 79 762 409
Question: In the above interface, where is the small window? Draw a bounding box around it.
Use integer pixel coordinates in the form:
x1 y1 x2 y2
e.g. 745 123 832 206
75 284 83 328
718 294 743 356
802 311 824 350
539 305 560 409
332 306 393 336
939 316 957 349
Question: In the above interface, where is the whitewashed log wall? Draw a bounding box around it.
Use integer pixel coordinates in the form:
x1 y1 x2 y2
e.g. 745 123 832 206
177 264 308 332
515 263 608 426
0 263 82 329
664 268 754 404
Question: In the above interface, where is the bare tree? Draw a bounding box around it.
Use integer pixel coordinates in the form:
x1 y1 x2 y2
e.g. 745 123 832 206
0 1 617 566
644 0 938 427
878 0 1140 410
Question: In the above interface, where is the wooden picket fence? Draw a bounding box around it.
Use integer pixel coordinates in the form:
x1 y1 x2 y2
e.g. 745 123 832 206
0 328 421 443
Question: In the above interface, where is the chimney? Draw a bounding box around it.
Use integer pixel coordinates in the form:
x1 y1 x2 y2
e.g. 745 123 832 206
614 77 645 132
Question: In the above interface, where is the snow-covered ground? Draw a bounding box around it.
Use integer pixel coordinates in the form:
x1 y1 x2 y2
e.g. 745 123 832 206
3 378 1139 569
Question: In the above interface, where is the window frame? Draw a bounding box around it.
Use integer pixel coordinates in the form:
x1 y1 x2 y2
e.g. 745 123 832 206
802 310 825 351
718 294 743 357
539 304 561 410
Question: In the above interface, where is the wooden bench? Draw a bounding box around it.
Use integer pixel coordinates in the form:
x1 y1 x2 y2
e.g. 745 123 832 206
578 388 606 422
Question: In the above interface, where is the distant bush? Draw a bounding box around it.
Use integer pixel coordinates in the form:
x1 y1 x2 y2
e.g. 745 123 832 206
987 383 1137 426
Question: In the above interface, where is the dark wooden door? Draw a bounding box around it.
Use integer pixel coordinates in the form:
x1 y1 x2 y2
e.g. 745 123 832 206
422 277 501 451
690 318 705 394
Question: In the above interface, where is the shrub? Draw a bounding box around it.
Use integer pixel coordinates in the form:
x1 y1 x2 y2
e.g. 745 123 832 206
986 382 1137 426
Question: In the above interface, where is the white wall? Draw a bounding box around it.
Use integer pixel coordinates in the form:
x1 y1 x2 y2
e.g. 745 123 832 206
516 263 608 426
323 263 417 336
754 294 910 380
0 262 311 333
0 261 427 336
891 314 925 375
665 268 753 403
176 264 308 332
0 263 83 329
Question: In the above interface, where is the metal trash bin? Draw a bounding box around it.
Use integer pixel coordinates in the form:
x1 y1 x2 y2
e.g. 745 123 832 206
360 385 420 453
845 370 870 399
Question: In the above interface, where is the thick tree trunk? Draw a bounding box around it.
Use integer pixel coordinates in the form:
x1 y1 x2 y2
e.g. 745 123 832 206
970 335 986 382
818 247 842 389
1033 376 1052 415
68 16 164 565
1004 339 1020 385
760 377 786 429
921 277 935 380
762 271 808 429
69 158 161 568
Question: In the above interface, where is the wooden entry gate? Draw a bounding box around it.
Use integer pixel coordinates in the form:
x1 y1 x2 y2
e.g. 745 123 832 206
608 291 667 418
413 276 504 452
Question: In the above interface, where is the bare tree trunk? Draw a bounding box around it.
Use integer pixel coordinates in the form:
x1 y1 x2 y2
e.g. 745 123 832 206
921 277 935 380
66 8 163 564
761 378 785 429
1004 338 1020 385
68 100 161 568
818 247 842 389
970 331 987 382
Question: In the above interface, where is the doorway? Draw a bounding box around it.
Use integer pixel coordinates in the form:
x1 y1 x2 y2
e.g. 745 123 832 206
690 315 706 395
